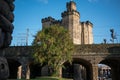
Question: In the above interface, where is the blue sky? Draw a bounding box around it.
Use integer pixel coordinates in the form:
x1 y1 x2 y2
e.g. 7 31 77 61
11 0 120 46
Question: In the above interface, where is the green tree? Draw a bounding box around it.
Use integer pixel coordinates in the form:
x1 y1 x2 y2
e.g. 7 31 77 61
32 25 74 77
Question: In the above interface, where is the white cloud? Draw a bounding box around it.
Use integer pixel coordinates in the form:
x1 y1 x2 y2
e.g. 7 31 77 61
37 0 48 4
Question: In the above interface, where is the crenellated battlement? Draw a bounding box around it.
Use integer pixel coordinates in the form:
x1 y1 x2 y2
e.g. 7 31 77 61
41 16 61 28
81 21 93 27
41 16 55 23
61 10 80 18
86 21 93 26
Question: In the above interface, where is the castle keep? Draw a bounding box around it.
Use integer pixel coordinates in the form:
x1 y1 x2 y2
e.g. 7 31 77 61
41 1 93 44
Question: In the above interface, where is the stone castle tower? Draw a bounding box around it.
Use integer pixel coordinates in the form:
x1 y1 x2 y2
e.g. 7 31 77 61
41 1 93 44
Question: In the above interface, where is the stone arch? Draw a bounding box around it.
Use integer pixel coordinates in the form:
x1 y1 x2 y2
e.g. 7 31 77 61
99 57 120 80
7 58 21 79
63 58 93 80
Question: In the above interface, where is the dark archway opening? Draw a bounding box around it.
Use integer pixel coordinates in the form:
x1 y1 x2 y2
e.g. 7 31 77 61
62 62 73 78
30 63 42 78
62 58 92 80
7 59 21 79
30 62 54 79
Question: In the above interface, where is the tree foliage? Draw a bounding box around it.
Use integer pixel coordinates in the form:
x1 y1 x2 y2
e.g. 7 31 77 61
32 25 74 77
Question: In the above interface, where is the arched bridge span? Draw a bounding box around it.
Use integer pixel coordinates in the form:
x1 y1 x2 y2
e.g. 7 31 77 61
0 44 120 80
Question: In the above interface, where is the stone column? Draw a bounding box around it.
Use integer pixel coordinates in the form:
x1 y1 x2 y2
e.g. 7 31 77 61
92 64 98 80
17 65 22 79
26 64 30 80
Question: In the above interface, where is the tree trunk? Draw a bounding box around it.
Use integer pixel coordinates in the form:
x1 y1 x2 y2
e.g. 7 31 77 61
59 67 62 78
